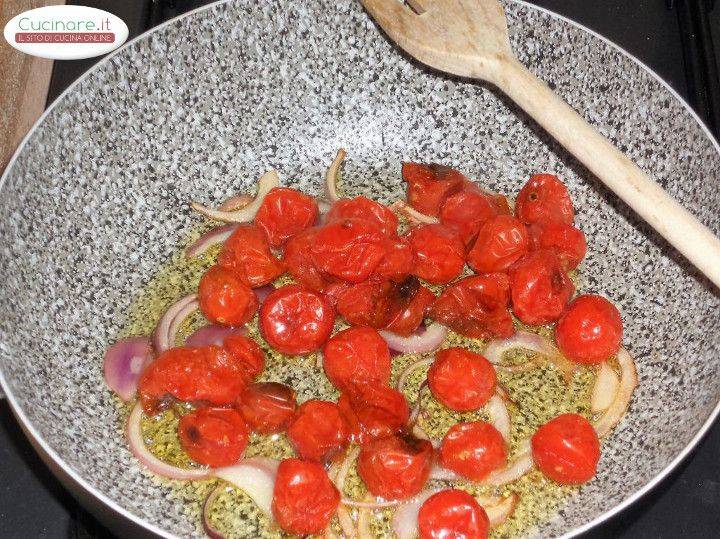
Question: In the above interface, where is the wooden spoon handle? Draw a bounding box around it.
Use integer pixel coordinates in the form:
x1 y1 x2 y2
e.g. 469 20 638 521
491 57 720 289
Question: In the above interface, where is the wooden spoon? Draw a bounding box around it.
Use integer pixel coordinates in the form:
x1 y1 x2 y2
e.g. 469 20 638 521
361 0 720 289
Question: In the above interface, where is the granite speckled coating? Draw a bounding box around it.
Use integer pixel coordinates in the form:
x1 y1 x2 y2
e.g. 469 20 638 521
0 0 719 537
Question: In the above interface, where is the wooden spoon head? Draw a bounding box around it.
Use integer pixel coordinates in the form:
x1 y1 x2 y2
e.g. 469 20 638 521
361 0 513 79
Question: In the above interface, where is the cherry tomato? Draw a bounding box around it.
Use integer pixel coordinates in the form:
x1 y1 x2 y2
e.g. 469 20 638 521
531 413 600 484
555 295 623 364
259 284 334 355
373 238 416 283
357 433 434 499
485 191 512 216
428 348 497 411
139 346 248 415
237 382 296 434
530 222 587 271
323 327 392 392
406 224 465 284
439 189 498 245
336 280 394 328
287 400 349 462
440 421 507 481
515 173 574 226
430 274 514 339
254 187 319 248
218 224 284 287
467 215 530 274
198 265 258 327
177 407 248 467
402 162 466 217
223 333 264 380
384 279 435 336
338 384 410 443
272 458 340 535
326 196 399 237
321 281 351 308
282 227 329 292
418 489 489 539
509 250 574 325
310 218 388 283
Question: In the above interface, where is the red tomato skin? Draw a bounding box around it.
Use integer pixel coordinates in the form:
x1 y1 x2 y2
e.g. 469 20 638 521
515 173 574 226
430 274 514 339
428 348 497 411
531 413 600 485
323 327 392 392
418 489 490 539
287 400 349 462
139 346 248 415
259 284 335 355
439 188 498 246
530 222 587 271
255 187 319 248
217 224 284 287
467 215 530 273
402 162 467 217
509 250 575 325
373 238 416 283
555 295 623 364
198 265 259 327
237 382 297 434
338 385 409 443
310 218 388 283
357 434 434 499
326 196 399 237
336 280 394 328
272 458 340 535
406 224 466 284
223 333 265 381
178 407 248 467
283 228 328 292
384 282 435 336
440 421 507 481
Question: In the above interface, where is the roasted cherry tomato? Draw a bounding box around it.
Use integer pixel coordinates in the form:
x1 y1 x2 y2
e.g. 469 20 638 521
357 433 434 500
439 188 498 246
406 224 465 284
509 250 574 325
198 265 259 327
223 333 265 381
555 295 623 364
515 173 574 226
402 162 466 217
322 326 392 392
254 187 319 248
384 279 435 336
338 384 410 443
237 382 296 434
336 280 394 328
287 400 349 462
259 284 334 355
373 238 416 282
178 407 248 467
326 196 399 237
467 215 530 274
217 224 284 287
310 218 388 283
418 489 490 539
531 413 600 484
428 348 497 411
530 222 587 271
272 458 340 535
430 274 514 339
139 346 248 415
282 227 328 292
440 421 507 481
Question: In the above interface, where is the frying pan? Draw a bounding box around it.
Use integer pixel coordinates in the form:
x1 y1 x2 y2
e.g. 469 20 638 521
0 1 718 537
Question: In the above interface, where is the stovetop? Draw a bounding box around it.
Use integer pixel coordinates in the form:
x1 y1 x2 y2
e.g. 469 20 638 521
1 1 718 538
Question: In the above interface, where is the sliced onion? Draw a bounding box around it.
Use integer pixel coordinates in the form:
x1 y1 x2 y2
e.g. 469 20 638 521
390 200 439 225
483 443 534 486
486 394 511 443
325 149 346 203
397 358 434 393
185 325 247 347
104 337 153 401
186 224 238 259
484 331 576 382
476 493 519 528
213 457 279 516
380 323 447 354
254 284 275 304
317 198 332 215
428 464 459 481
153 294 199 354
333 446 360 494
391 490 436 539
126 403 210 480
191 170 280 222
219 194 253 212
337 506 357 539
593 347 638 437
357 494 374 538
591 361 620 413
166 298 200 352
202 485 227 539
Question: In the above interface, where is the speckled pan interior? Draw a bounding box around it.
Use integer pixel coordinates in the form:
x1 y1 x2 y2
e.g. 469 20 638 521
0 0 719 537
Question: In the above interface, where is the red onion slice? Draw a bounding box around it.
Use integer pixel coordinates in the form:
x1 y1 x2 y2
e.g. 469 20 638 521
191 170 280 222
476 493 519 527
126 403 210 480
325 149 346 203
185 325 247 347
219 194 253 212
485 394 511 443
103 337 153 402
213 457 279 516
357 494 375 538
186 224 238 259
380 323 447 355
390 200 439 225
484 331 576 381
593 347 638 437
317 198 332 216
153 294 199 354
202 486 227 539
254 284 275 304
391 489 437 539
591 361 620 413
397 358 434 393
483 442 534 486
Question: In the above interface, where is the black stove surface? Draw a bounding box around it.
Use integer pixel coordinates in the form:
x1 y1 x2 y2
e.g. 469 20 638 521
2 1 719 538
